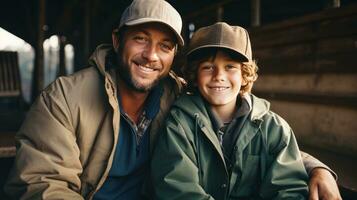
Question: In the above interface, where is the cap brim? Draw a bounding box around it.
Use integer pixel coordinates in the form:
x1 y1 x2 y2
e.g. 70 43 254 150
125 18 184 46
187 45 250 62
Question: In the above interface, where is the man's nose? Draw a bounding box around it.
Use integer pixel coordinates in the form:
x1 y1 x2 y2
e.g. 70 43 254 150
142 44 159 62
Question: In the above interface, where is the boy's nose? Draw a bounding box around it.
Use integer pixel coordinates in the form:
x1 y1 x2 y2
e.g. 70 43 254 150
212 69 225 81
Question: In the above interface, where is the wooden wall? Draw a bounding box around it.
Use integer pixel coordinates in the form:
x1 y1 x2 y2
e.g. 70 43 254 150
250 4 357 190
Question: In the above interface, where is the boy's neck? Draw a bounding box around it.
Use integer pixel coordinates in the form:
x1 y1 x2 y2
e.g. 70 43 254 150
211 102 238 124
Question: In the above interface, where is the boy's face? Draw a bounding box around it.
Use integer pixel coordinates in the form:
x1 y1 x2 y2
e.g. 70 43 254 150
196 50 245 111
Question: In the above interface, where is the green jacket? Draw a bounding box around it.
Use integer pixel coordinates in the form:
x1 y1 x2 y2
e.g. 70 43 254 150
151 93 308 200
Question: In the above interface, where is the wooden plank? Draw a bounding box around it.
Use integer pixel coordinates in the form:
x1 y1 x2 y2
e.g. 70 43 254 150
251 23 318 47
0 91 21 97
254 35 357 59
317 36 357 55
254 74 357 95
254 90 357 108
256 51 357 74
2 52 9 91
13 52 20 90
249 3 357 33
266 100 357 157
6 52 15 91
250 14 357 48
0 51 21 97
254 42 314 59
0 146 16 158
0 53 4 91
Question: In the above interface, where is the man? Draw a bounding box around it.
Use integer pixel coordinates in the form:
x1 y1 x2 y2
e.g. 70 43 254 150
4 0 341 199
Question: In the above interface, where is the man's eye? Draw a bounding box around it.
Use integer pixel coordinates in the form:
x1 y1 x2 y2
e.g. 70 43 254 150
133 36 147 43
160 43 174 52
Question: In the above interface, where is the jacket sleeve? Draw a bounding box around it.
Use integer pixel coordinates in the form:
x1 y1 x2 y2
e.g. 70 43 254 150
4 84 83 199
151 111 214 200
260 126 309 199
300 151 337 179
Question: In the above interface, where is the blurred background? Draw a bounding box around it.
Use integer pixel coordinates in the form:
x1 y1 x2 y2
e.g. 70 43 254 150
1 0 356 198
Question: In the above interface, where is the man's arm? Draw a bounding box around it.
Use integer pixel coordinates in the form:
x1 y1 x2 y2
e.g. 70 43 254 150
301 151 336 178
301 151 342 200
4 85 83 199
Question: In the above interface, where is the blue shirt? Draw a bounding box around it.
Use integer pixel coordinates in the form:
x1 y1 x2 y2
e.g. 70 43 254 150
94 84 163 200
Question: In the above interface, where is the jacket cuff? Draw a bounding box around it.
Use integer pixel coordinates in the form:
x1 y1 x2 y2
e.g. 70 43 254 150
301 151 338 180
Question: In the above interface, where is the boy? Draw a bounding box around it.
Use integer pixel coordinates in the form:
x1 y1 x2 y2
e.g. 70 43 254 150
151 22 308 199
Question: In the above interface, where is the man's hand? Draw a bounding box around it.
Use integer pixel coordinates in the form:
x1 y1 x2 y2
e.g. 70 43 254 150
309 168 342 200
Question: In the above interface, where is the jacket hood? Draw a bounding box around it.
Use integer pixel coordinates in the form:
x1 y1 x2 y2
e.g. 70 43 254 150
173 93 270 123
88 44 114 76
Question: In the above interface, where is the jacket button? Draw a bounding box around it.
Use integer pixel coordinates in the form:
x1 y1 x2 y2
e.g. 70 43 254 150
221 183 227 188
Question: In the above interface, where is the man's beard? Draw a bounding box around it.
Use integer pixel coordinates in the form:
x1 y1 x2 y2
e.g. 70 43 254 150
116 51 162 93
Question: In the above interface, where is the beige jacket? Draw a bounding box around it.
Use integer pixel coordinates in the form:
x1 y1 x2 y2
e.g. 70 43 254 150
4 44 183 199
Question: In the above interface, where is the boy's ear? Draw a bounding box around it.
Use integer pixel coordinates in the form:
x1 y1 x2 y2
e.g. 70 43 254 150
112 29 120 52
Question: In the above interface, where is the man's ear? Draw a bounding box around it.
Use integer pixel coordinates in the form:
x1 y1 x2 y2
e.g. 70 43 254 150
112 29 120 52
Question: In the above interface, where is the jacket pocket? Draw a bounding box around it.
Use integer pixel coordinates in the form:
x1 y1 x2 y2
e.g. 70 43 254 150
230 155 260 197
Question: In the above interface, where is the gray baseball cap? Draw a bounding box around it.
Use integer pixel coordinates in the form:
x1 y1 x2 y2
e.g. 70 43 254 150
119 0 184 46
187 22 252 62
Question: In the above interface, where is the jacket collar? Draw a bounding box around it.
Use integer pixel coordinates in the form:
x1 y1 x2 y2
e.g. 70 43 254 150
88 44 112 76
173 93 271 166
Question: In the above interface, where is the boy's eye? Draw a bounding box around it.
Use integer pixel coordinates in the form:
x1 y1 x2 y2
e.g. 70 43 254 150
226 65 236 69
200 64 214 71
226 64 240 70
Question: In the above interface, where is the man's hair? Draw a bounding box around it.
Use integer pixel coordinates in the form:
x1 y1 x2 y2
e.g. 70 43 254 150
183 47 258 95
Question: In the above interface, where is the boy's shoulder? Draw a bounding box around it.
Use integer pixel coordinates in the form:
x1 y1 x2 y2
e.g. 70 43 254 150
250 94 291 131
173 92 202 107
250 95 294 152
170 92 209 118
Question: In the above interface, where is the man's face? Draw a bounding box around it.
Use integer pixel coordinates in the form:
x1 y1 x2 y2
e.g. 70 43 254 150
114 23 176 92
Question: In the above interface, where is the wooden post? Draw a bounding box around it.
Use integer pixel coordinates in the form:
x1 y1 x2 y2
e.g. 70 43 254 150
332 0 340 8
84 0 91 61
58 36 67 76
31 0 45 101
251 0 261 27
326 0 340 8
217 6 224 22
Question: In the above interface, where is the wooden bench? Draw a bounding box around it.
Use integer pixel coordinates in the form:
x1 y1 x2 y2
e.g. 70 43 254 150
0 51 25 158
0 51 22 99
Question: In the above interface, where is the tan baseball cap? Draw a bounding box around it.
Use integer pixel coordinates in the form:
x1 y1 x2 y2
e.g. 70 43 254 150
119 0 184 46
187 22 252 61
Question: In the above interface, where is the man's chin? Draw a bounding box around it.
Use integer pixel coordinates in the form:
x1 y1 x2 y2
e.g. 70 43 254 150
129 79 159 93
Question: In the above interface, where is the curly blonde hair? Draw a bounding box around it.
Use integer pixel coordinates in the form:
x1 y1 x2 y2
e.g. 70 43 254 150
183 48 258 95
